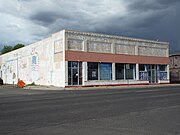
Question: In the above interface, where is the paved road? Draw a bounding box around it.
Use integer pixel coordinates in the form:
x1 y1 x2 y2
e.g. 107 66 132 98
0 85 180 135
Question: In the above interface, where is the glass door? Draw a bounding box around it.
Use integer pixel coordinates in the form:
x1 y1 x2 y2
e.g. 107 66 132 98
72 68 78 85
151 69 156 83
148 65 158 83
68 61 82 86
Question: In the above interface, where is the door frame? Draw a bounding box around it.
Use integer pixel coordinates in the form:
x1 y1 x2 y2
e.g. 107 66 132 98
148 65 158 83
68 61 82 86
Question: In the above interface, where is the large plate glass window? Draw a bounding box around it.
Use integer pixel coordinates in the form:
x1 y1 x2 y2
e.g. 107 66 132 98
125 64 135 79
159 65 167 80
115 63 125 80
88 62 98 80
100 63 112 80
139 64 148 80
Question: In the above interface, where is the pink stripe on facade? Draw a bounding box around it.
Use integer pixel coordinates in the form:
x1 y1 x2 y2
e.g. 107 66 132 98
65 51 169 64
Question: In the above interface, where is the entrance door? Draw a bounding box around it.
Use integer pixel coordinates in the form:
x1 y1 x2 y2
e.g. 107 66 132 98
68 61 82 86
72 68 78 85
148 65 157 83
151 69 156 83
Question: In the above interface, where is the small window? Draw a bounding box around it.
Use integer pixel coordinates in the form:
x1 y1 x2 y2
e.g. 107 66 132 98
32 56 36 64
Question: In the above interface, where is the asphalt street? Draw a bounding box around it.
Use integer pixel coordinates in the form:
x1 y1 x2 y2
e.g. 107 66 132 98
0 85 180 135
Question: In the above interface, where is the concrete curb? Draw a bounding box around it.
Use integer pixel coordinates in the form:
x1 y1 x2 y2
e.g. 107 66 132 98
65 84 180 91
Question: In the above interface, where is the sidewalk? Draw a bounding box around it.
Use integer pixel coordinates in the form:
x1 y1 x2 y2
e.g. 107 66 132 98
1 83 180 91
24 83 180 91
23 85 65 91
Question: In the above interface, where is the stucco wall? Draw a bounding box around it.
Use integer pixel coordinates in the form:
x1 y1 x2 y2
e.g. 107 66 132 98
0 29 170 87
0 30 65 87
64 30 169 86
170 55 180 82
65 30 169 57
170 55 180 69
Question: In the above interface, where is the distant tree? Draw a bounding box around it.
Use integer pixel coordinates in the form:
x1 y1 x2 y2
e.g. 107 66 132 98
1 43 25 54
1 46 13 54
13 43 25 50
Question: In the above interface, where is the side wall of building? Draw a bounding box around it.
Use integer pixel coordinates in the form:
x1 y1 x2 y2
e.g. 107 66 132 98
170 55 180 82
0 30 66 87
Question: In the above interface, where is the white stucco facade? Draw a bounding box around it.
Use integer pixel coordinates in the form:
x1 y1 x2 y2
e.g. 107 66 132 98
0 30 66 87
0 30 170 87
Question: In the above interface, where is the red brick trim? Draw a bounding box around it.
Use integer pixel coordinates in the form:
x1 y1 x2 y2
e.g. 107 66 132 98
65 51 169 64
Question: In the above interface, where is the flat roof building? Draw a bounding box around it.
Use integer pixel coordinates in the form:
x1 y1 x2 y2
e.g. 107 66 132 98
170 53 180 83
0 30 170 87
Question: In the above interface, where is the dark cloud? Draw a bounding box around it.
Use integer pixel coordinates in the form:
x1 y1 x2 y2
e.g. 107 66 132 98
126 0 180 53
92 0 180 53
157 0 180 5
0 0 180 53
20 0 41 2
128 1 163 11
128 0 180 11
30 11 59 26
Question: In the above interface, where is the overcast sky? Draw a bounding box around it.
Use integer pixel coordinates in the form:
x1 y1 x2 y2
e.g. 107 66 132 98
0 0 179 53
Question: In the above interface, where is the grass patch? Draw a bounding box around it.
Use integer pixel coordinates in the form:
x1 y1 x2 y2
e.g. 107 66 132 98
26 82 36 86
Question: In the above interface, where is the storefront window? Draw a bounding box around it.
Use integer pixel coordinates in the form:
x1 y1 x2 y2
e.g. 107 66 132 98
159 65 167 80
100 63 112 80
125 64 135 80
139 64 148 80
115 63 124 80
88 62 98 80
88 62 112 80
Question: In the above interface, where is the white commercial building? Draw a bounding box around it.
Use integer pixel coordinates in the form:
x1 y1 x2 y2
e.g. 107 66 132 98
0 30 170 87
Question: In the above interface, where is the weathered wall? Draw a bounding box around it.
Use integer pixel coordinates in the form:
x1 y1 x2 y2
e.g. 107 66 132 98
170 55 180 82
0 30 65 87
115 44 135 55
65 30 169 57
52 31 65 87
64 30 169 86
0 29 170 87
170 55 180 69
67 39 83 51
87 41 111 53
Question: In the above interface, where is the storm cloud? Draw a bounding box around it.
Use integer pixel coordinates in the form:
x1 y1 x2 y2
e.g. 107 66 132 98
0 0 179 53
